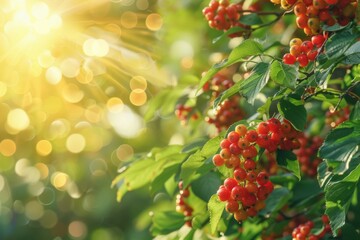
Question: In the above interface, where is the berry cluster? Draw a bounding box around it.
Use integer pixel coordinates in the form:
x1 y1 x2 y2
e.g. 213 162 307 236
175 181 193 227
202 0 244 31
325 105 350 128
293 133 323 177
273 0 357 35
175 104 198 124
283 35 326 67
204 74 246 132
259 150 279 176
292 215 332 240
212 119 301 222
262 213 308 240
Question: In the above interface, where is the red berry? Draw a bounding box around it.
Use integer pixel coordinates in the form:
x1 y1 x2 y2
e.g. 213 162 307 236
234 167 247 181
228 131 240 143
212 154 224 166
283 53 296 65
297 54 309 67
311 34 325 48
220 148 231 159
241 193 256 207
257 122 270 134
231 185 247 201
244 159 257 171
217 186 231 201
246 171 257 182
238 138 250 149
256 172 269 186
224 177 238 191
229 143 242 155
267 118 281 132
245 130 258 142
246 207 257 217
234 209 247 222
220 139 231 149
226 200 239 213
235 124 247 136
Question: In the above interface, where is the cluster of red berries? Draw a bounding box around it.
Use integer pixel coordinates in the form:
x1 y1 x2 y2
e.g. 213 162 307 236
293 133 323 177
175 181 193 227
204 74 246 132
212 118 302 222
292 215 332 240
202 0 244 31
283 35 326 67
262 213 309 240
175 104 199 124
272 0 357 35
325 105 350 128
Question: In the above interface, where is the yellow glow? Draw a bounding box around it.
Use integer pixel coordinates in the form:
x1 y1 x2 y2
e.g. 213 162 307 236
146 13 163 31
130 76 147 90
130 89 147 106
66 134 86 153
0 82 7 97
107 97 124 113
121 11 137 29
61 83 84 103
60 58 80 78
0 139 16 157
35 163 49 179
45 66 62 84
83 38 110 57
36 140 52 156
31 2 49 20
51 172 69 190
116 144 134 162
0 175 5 192
7 108 30 131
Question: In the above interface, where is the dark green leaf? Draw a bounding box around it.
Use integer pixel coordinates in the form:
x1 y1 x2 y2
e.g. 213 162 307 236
322 23 350 32
259 187 292 216
208 194 225 234
350 101 360 121
278 98 307 131
191 172 221 202
325 202 347 236
277 150 301 180
197 39 263 91
239 13 263 25
319 121 360 173
342 41 360 64
325 181 356 205
270 60 298 89
239 62 271 104
325 28 359 60
314 63 336 85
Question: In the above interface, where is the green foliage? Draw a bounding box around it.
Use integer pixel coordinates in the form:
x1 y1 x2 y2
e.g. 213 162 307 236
113 2 360 239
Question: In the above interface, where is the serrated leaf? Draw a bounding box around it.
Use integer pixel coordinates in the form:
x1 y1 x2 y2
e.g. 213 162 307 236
319 121 360 173
197 39 263 91
208 194 225 234
325 202 346 236
277 150 301 180
278 98 307 131
325 28 359 60
270 60 298 89
342 41 360 64
239 62 271 104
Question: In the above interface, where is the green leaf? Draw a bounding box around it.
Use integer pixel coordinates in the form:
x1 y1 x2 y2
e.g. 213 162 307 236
208 194 225 234
150 211 185 235
182 137 209 153
343 41 360 64
213 81 242 108
350 101 360 121
239 13 263 25
180 136 222 187
325 28 359 60
314 63 336 85
276 150 301 180
325 181 356 205
197 39 263 91
325 202 347 236
278 97 307 131
239 62 271 104
291 179 322 204
270 60 298 89
259 187 292 216
191 172 221 202
319 121 360 173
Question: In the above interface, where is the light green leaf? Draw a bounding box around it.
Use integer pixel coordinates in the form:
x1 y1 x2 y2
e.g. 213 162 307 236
150 211 185 235
197 39 263 91
208 194 225 234
270 60 298 89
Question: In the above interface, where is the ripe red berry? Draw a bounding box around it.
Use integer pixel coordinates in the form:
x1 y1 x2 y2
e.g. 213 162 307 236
228 131 240 143
246 171 257 182
267 118 281 132
220 148 231 159
217 186 231 201
245 129 258 142
241 193 256 207
257 122 270 134
229 143 242 155
297 54 309 67
231 185 247 201
234 167 247 181
220 139 231 149
224 177 238 190
234 209 247 222
226 200 239 213
244 159 256 171
238 138 250 149
235 124 247 136
181 189 190 198
242 146 258 158
311 34 325 48
246 207 258 217
245 182 258 193
212 154 224 166
283 53 296 65
256 171 269 186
